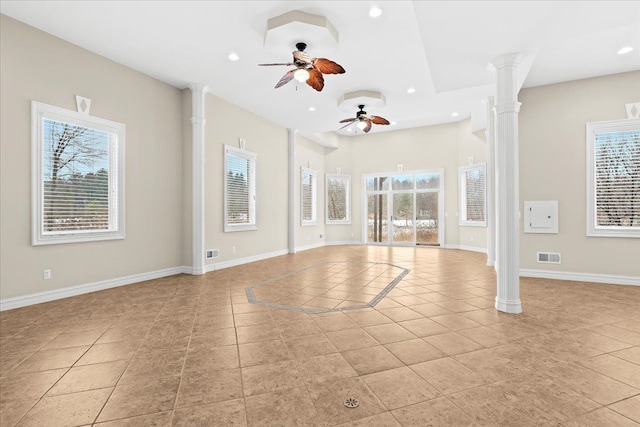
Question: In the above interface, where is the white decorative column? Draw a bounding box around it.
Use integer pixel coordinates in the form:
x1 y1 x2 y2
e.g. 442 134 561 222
490 54 523 314
189 83 209 275
288 128 297 254
484 96 496 267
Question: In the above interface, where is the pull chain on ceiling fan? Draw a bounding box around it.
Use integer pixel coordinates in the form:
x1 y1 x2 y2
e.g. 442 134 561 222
339 105 390 133
258 42 345 91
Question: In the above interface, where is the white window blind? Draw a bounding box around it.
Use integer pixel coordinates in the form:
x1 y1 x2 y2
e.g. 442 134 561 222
32 101 125 245
326 174 351 224
459 163 486 226
224 145 257 232
587 119 640 237
301 167 317 225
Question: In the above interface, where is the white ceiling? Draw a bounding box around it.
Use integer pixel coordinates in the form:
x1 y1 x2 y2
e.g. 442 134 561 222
2 1 639 146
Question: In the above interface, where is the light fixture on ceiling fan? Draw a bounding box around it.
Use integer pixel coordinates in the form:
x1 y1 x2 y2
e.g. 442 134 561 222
258 42 345 91
339 105 390 133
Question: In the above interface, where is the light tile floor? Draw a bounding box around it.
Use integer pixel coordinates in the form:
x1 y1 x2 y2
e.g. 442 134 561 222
1 246 639 426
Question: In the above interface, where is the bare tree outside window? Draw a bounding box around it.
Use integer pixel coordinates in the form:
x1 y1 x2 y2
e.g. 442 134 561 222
43 119 110 232
32 101 125 245
326 174 350 224
594 129 640 228
586 119 639 238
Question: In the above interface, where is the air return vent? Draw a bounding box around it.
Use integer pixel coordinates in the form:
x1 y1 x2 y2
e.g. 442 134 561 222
537 252 561 264
206 249 219 259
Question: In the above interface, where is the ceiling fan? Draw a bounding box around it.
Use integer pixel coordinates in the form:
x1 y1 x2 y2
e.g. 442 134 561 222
339 105 390 133
258 42 345 91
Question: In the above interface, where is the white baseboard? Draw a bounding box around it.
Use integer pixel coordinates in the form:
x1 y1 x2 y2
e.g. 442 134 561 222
520 268 640 286
208 249 289 272
5 245 635 311
325 240 363 246
294 242 326 253
0 267 186 311
444 244 488 253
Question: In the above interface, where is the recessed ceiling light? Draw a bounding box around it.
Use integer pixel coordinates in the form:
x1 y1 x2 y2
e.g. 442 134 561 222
369 6 382 18
308 107 316 112
228 52 239 61
407 87 416 94
451 112 459 117
347 128 353 132
617 46 634 55
391 121 397 125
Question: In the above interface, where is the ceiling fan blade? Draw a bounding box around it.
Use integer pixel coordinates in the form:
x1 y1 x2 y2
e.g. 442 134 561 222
258 62 294 66
306 69 324 91
339 118 357 124
363 120 372 133
274 69 296 88
312 58 346 74
293 50 312 65
370 116 390 125
339 121 355 130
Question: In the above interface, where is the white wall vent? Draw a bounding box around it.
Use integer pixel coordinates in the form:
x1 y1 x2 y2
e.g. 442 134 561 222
206 249 219 259
537 252 561 264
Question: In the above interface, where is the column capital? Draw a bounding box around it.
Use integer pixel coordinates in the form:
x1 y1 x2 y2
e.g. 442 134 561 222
187 83 210 94
488 53 525 72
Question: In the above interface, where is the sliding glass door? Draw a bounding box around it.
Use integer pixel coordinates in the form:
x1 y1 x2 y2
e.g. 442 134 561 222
364 170 443 247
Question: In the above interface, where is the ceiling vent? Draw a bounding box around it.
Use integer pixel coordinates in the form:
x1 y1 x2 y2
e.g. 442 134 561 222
537 252 561 264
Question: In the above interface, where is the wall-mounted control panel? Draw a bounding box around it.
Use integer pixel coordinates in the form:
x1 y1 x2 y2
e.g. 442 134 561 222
524 201 558 234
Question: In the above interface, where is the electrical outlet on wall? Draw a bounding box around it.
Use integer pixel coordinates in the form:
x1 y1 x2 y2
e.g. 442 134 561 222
43 269 51 280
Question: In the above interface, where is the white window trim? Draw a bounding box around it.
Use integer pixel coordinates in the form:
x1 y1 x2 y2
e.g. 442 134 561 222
459 162 487 227
224 144 258 232
301 167 317 226
586 118 640 238
31 101 125 246
325 173 351 225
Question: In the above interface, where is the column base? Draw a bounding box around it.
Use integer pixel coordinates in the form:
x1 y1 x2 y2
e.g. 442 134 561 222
495 297 522 314
486 259 495 267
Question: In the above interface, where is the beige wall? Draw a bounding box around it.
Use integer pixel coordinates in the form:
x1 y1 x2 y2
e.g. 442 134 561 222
325 122 464 247
203 93 288 266
519 71 640 276
2 15 637 304
0 15 184 300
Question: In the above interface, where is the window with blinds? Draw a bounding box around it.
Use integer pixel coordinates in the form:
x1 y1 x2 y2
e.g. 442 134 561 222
301 167 317 226
459 163 486 226
326 174 351 224
31 101 125 245
587 119 640 237
224 145 257 232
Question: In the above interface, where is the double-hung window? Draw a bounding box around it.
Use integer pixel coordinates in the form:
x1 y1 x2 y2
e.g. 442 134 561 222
31 101 125 245
459 162 486 226
301 167 317 226
586 119 640 237
224 145 257 232
326 174 351 224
